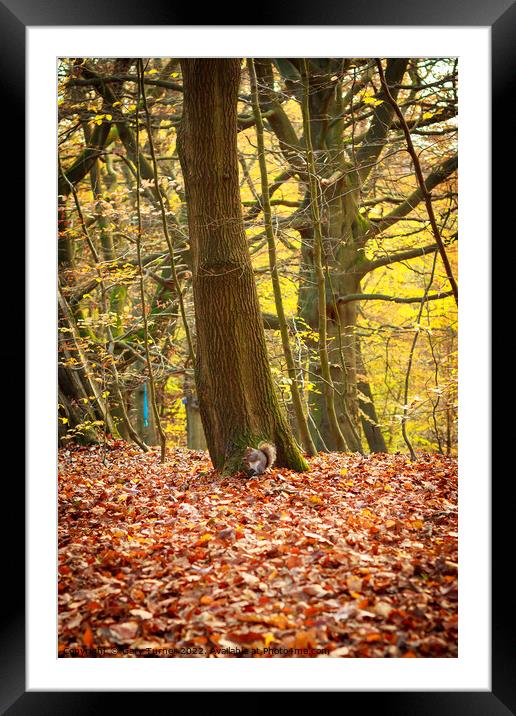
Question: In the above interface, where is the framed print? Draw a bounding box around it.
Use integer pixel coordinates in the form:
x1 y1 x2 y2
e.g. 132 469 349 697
2 0 510 711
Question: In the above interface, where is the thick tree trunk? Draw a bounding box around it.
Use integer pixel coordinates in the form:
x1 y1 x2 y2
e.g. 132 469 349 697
256 59 409 454
294 61 410 454
299 190 386 453
298 215 367 453
178 59 308 473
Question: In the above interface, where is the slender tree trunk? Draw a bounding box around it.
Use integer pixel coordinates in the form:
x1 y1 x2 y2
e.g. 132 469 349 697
178 59 308 473
185 395 207 450
134 381 158 446
301 59 347 453
58 289 118 439
58 196 74 266
135 60 168 462
356 339 388 452
248 58 317 457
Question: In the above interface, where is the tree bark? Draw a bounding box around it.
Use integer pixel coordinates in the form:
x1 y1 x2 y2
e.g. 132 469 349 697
185 395 208 450
292 59 409 452
301 59 347 453
248 58 317 457
177 59 308 473
356 339 388 453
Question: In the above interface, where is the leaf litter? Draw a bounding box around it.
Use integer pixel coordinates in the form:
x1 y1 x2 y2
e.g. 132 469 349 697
58 443 458 658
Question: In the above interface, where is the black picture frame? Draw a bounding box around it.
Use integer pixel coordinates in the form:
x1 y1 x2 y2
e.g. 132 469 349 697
4 0 507 711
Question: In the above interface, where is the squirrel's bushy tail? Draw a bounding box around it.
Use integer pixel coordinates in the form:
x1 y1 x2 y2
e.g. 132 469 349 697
257 442 277 470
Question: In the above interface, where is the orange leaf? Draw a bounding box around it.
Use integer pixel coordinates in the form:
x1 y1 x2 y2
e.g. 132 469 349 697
365 633 381 642
83 626 94 648
264 632 274 648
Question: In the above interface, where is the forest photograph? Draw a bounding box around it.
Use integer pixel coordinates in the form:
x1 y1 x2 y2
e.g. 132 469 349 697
57 56 458 659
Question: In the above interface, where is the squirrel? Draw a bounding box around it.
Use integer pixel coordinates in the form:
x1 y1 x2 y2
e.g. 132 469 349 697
242 442 277 476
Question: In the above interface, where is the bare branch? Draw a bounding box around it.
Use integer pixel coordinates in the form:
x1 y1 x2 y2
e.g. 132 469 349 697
362 244 438 275
376 59 458 304
337 290 454 305
372 154 458 235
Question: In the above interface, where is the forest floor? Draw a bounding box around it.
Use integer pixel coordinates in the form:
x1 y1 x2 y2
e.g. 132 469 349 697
58 442 458 658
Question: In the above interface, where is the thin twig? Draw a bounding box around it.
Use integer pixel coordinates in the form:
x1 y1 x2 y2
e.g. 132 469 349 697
375 59 458 305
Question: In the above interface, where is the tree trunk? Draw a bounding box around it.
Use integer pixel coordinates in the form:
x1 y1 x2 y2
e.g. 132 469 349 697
185 394 207 450
252 59 411 454
178 59 308 473
356 338 388 452
134 382 158 446
58 288 119 440
294 60 410 453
